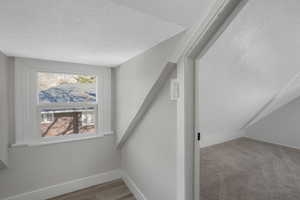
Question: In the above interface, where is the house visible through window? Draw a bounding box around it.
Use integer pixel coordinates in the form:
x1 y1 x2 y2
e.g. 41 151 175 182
38 72 97 137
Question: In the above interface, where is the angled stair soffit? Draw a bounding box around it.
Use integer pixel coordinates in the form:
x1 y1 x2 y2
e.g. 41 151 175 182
117 62 177 148
117 0 247 148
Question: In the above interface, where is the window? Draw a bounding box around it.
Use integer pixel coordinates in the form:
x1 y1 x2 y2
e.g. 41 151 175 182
38 72 97 137
15 58 112 145
38 73 97 104
40 107 96 137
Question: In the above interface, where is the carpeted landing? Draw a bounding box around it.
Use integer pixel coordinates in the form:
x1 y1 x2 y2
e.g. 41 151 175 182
200 137 300 200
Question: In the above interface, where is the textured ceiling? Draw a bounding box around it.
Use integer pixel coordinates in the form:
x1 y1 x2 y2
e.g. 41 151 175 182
196 0 300 133
0 0 184 66
0 0 215 66
112 0 215 27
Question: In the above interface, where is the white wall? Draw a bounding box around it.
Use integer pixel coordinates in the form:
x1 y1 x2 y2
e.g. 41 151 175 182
115 34 180 200
121 71 177 200
0 58 120 199
195 0 300 146
0 51 10 168
246 96 300 149
0 136 120 199
115 33 183 143
199 130 245 148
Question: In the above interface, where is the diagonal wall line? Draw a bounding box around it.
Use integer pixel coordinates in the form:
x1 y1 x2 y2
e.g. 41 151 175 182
242 70 300 129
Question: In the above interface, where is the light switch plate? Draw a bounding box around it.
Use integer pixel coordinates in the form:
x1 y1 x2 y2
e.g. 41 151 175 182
170 79 180 101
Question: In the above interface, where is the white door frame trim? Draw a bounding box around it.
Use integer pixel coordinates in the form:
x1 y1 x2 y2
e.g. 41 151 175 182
176 0 248 199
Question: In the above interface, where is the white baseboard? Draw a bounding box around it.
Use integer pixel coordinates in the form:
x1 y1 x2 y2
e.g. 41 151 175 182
122 172 147 200
245 136 300 150
2 169 122 200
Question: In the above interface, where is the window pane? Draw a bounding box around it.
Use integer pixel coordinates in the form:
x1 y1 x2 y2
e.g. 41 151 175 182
40 107 96 137
38 72 96 103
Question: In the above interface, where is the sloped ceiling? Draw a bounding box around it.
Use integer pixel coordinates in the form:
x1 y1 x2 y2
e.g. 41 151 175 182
0 0 214 66
247 71 300 127
112 0 215 27
196 0 300 134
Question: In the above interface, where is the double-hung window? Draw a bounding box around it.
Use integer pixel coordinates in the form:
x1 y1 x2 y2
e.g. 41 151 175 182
14 58 112 145
38 72 98 138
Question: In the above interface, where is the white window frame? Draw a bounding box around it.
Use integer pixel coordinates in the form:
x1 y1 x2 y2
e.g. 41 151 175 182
14 58 112 146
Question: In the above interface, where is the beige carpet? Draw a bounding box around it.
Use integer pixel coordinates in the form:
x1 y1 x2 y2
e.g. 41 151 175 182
200 137 300 200
49 179 135 200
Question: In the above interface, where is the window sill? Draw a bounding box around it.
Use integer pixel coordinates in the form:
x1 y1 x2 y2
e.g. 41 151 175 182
10 131 114 148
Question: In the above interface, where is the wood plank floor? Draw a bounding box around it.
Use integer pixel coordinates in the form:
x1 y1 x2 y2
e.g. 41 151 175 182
49 179 136 200
200 137 300 200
